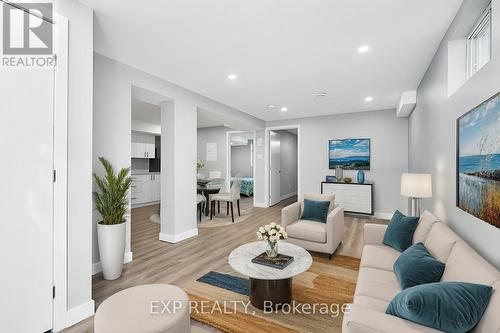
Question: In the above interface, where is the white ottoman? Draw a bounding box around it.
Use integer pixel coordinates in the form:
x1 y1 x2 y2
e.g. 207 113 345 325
95 284 191 333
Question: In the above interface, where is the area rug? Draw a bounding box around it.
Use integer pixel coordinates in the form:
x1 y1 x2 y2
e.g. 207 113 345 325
184 255 360 333
198 209 251 228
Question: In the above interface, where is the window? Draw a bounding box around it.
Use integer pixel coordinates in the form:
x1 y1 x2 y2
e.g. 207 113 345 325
467 5 492 78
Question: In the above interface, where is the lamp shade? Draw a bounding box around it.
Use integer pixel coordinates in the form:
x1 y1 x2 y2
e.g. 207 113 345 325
401 173 432 198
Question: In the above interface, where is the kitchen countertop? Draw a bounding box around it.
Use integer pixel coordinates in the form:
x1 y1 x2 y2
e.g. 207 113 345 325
131 170 161 175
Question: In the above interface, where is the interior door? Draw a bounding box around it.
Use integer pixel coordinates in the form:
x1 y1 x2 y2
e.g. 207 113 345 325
0 67 55 330
269 131 281 206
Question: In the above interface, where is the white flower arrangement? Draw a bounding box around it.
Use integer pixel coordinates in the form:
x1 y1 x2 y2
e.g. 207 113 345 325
256 222 287 243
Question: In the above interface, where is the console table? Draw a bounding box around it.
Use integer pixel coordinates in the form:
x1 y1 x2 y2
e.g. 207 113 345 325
321 181 373 215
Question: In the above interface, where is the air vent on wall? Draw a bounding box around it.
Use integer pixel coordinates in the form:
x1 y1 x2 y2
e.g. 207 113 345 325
397 90 417 118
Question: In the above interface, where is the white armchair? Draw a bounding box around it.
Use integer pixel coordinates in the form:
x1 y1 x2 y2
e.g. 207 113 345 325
281 193 344 259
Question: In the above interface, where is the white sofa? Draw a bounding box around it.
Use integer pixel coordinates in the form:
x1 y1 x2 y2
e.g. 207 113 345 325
281 193 344 259
342 210 500 333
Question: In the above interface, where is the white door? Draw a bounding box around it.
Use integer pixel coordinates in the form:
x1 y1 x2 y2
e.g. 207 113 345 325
269 131 281 206
0 68 54 330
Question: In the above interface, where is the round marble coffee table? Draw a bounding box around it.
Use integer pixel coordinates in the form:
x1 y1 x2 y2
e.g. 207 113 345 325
228 241 312 310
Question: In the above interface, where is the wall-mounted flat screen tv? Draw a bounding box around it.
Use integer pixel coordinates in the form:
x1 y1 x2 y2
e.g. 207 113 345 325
329 138 370 170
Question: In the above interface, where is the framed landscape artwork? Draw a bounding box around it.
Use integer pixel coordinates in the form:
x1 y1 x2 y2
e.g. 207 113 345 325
457 92 500 228
329 138 370 170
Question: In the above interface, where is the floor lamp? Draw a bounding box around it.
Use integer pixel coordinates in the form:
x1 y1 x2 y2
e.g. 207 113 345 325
401 173 432 217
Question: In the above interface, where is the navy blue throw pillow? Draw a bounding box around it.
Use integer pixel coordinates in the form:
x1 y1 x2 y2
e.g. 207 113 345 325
386 282 493 333
383 210 419 252
301 199 330 223
394 242 445 289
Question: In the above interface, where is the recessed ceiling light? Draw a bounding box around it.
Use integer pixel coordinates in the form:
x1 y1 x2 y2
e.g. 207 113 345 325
267 105 276 109
358 45 370 53
227 74 237 80
316 92 327 98
281 107 288 112
365 96 373 102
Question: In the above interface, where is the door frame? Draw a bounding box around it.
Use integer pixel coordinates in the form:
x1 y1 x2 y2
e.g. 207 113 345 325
225 130 257 206
52 13 70 332
265 125 301 207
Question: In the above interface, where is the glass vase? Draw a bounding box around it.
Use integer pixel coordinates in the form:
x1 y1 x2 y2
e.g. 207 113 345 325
265 240 279 258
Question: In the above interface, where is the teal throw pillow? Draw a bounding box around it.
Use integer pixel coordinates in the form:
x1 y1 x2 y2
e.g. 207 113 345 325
386 282 492 333
394 242 445 289
301 199 330 223
383 210 419 252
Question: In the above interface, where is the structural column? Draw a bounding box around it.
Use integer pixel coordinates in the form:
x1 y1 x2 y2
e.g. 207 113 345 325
159 99 198 242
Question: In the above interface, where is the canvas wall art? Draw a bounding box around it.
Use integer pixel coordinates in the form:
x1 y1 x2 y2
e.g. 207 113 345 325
329 139 370 170
457 92 500 228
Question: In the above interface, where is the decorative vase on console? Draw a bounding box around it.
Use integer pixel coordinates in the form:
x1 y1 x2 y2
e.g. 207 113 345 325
357 170 365 183
256 223 288 258
335 167 343 181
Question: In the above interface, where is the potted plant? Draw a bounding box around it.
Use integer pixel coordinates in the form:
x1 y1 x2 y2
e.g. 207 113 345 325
93 157 132 280
256 223 287 257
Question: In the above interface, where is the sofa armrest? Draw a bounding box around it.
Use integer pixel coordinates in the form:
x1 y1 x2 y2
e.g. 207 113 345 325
343 304 441 333
327 206 344 239
363 224 388 246
281 202 301 228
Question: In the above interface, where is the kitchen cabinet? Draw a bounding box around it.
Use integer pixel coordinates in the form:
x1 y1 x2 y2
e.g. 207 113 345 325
131 133 155 159
131 173 161 206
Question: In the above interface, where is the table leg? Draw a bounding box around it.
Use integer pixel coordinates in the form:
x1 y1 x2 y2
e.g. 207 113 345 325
204 191 210 216
249 277 292 310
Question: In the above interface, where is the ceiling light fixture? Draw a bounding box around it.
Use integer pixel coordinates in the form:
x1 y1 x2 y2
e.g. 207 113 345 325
358 45 370 53
267 105 276 109
227 74 237 80
365 96 373 102
281 107 288 112
316 92 327 98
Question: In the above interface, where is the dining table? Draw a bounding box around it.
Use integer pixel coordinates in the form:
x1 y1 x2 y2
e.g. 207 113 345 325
197 179 224 216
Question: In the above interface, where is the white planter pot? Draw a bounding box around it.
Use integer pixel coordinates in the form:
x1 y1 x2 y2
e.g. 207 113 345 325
97 222 126 280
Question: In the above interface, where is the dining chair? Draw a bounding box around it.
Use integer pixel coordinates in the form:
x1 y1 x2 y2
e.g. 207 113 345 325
210 177 241 222
196 194 206 222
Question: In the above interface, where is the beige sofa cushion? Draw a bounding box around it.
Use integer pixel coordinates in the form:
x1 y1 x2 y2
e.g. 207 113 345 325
353 294 389 313
301 192 335 214
360 245 400 272
442 241 500 285
413 210 440 244
354 267 401 302
424 222 461 262
286 219 326 243
473 280 500 333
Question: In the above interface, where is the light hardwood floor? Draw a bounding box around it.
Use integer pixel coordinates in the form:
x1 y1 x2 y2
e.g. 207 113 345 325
63 196 387 332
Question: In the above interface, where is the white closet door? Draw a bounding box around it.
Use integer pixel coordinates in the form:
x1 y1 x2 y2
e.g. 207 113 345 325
269 131 281 206
0 68 54 332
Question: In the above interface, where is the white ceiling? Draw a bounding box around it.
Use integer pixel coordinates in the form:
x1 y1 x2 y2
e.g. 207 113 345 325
85 0 462 121
131 98 234 129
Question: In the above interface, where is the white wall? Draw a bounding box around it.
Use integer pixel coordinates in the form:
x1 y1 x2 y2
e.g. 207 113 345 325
93 54 265 265
409 0 500 268
53 0 94 323
276 131 298 197
197 126 233 177
231 141 253 178
265 109 409 216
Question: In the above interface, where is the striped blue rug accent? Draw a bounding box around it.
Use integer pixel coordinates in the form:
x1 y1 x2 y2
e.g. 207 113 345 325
197 271 249 296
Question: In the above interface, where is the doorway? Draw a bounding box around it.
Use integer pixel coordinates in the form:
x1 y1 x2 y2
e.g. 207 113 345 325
267 127 299 206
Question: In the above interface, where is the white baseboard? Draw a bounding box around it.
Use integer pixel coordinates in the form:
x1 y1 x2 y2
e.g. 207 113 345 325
280 191 297 201
159 228 198 243
374 212 394 220
92 251 133 275
131 200 160 209
253 202 268 208
64 300 95 329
